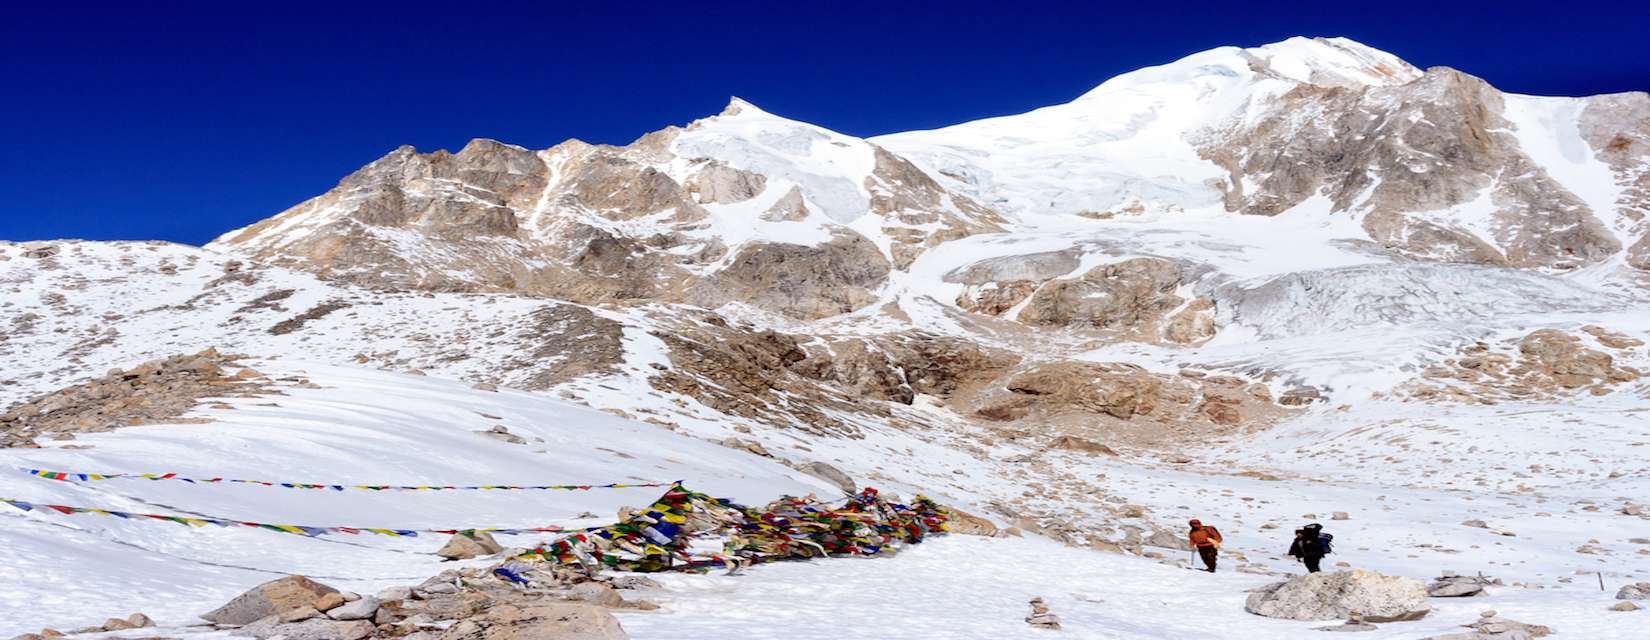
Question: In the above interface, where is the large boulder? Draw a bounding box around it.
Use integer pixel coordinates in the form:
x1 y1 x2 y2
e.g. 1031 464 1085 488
202 575 339 625
1619 582 1650 600
943 506 998 537
1427 574 1490 597
1245 570 1430 622
438 602 627 640
437 531 505 560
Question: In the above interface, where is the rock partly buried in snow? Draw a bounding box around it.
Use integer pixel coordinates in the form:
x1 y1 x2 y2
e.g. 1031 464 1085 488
1618 582 1650 600
796 460 856 494
1245 570 1430 622
1610 583 1650 600
1611 601 1640 612
438 602 627 640
437 531 505 560
202 575 340 625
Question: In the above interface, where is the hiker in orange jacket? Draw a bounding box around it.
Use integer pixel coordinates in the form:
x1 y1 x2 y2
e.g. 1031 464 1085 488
1187 518 1223 572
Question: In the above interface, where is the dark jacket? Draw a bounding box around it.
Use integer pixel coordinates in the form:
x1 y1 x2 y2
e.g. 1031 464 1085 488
1289 535 1326 558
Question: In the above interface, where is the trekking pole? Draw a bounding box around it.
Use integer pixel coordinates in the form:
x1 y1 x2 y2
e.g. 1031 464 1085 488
1598 572 1605 592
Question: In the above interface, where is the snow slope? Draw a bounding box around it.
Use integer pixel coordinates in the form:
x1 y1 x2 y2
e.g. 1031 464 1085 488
0 361 832 633
873 37 1421 219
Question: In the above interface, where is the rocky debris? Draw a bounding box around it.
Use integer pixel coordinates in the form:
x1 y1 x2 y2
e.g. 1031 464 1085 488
1277 387 1324 406
1611 601 1640 612
36 612 154 637
437 532 505 561
1421 610 1554 639
1244 570 1430 622
795 460 856 494
1618 582 1650 600
202 575 340 625
437 602 627 640
2 348 269 447
1314 612 1379 632
234 616 375 640
1403 329 1643 403
1427 573 1492 597
1024 597 1061 630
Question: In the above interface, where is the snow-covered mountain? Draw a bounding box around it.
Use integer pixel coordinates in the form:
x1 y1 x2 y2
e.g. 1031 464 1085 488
4 37 1650 638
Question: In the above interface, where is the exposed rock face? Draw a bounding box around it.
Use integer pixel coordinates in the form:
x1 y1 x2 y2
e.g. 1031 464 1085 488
864 146 1006 269
949 254 1216 344
1017 258 1188 332
1401 328 1642 403
1 348 268 448
1200 67 1622 270
209 100 1002 320
699 231 891 319
202 575 340 626
1244 570 1430 622
970 362 1281 440
1578 92 1650 272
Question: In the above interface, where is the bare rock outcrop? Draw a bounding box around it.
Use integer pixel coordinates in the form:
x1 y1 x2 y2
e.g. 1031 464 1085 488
957 256 1217 343
1201 67 1621 270
1401 328 1643 403
699 231 891 319
970 362 1282 441
1 348 268 448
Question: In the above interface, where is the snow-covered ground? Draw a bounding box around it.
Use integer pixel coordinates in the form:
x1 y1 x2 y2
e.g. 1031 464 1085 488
626 535 1640 640
0 361 832 633
4 360 1647 638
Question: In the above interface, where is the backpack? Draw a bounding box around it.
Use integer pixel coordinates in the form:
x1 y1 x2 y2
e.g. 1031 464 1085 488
1318 532 1334 555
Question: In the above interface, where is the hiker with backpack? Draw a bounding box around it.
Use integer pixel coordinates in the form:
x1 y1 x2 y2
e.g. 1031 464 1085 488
1187 518 1223 572
1288 523 1332 573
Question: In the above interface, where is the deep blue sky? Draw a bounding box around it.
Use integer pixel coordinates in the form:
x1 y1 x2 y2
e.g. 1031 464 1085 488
4 1 1648 245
